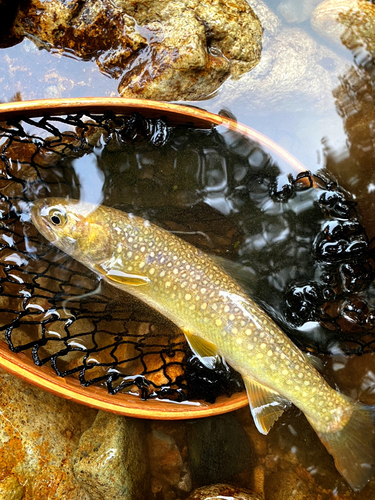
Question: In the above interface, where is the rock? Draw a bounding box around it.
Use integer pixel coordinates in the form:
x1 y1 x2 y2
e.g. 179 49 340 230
311 0 375 55
73 411 149 500
0 476 24 500
216 26 348 114
264 468 318 500
187 413 254 487
247 0 282 41
147 422 192 498
187 483 263 500
12 0 262 100
330 63 375 241
0 0 21 48
0 368 96 500
148 429 184 488
277 0 321 24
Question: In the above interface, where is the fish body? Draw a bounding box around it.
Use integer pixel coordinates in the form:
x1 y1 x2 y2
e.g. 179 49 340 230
30 198 375 490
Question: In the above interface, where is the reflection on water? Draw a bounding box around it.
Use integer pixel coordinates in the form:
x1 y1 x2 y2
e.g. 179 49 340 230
2 0 375 497
1 109 375 494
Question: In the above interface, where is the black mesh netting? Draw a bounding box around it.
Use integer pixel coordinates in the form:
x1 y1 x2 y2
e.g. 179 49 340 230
1 110 375 403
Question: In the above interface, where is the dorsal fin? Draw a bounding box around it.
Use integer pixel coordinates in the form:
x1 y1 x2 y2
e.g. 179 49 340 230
243 377 291 434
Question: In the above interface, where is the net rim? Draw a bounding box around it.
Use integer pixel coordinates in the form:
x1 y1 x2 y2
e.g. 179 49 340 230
0 97 306 418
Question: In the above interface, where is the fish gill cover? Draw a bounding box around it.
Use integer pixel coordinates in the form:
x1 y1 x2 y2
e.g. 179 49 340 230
0 110 374 402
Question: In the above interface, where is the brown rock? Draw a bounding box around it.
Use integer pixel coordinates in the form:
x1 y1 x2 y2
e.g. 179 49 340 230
0 368 96 500
73 411 150 500
187 483 263 500
148 428 184 487
147 421 192 498
0 0 21 48
14 0 146 77
264 468 318 500
12 0 262 100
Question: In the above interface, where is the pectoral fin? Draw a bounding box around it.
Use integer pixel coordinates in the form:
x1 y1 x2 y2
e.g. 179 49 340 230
244 377 291 435
94 264 150 286
183 330 219 369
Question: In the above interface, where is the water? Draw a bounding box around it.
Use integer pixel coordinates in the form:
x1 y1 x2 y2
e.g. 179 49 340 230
1 0 375 497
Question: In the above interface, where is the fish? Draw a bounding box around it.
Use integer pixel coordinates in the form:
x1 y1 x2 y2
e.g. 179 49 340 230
30 197 375 491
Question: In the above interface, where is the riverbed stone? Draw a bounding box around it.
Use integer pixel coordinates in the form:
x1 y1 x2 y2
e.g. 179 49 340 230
147 421 192 497
148 428 183 488
12 0 262 101
247 0 282 41
277 0 321 24
187 483 263 500
0 0 21 48
73 410 149 500
187 413 254 487
216 26 348 114
264 468 318 500
0 368 96 500
311 0 375 56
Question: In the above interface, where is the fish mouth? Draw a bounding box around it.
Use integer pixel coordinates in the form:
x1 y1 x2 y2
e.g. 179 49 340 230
29 199 59 243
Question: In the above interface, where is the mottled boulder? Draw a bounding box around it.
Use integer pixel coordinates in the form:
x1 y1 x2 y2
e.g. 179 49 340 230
73 411 149 500
0 368 96 500
13 0 146 76
12 0 262 100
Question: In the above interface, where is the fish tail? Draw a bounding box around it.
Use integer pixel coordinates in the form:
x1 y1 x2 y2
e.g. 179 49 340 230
313 402 375 491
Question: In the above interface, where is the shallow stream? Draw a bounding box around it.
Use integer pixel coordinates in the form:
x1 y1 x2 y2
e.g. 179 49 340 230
1 0 375 499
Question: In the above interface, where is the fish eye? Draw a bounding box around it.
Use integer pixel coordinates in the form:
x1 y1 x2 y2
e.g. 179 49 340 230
48 209 67 227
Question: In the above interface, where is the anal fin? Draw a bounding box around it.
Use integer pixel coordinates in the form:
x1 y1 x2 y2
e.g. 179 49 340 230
244 377 291 435
183 330 219 370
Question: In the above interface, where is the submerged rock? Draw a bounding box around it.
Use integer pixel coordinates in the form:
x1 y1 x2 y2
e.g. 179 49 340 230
12 0 262 100
264 469 319 500
277 0 321 24
0 368 96 500
73 411 149 500
247 0 281 40
187 483 263 500
311 0 375 56
0 0 21 47
217 26 348 113
187 413 254 487
147 421 192 497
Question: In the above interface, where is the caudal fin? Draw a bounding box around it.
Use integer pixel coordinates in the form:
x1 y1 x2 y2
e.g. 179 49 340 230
315 402 375 491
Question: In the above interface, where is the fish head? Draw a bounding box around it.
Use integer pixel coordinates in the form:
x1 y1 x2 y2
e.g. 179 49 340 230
30 198 113 264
